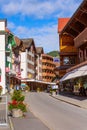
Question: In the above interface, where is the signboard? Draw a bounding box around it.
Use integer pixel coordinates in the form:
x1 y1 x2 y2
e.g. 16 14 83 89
52 85 58 89
5 67 10 72
53 57 60 63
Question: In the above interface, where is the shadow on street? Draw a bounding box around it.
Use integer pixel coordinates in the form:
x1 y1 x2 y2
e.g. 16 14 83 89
59 91 87 101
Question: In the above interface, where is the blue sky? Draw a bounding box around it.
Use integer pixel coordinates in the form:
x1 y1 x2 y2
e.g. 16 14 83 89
0 0 83 53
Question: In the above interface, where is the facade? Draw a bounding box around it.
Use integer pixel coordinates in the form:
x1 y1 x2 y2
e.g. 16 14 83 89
59 0 87 93
53 57 60 77
42 54 56 82
6 34 21 90
58 18 78 78
12 36 22 84
21 38 36 80
36 47 44 80
0 20 56 94
0 20 7 94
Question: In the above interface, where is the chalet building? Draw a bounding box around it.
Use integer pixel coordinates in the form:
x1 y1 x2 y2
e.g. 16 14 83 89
58 18 78 78
6 34 22 90
42 54 56 82
20 38 36 80
11 36 22 85
36 47 44 80
59 0 87 92
20 44 56 91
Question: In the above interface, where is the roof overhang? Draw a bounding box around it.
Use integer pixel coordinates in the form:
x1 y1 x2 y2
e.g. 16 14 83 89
60 0 87 38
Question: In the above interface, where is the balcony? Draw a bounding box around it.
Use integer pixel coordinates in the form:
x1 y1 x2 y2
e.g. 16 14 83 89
42 59 53 64
42 66 53 70
42 72 55 77
74 28 87 48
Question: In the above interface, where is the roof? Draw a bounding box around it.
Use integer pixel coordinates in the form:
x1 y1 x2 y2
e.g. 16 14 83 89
21 38 36 52
14 36 21 46
60 0 87 38
42 54 53 59
36 47 44 54
55 65 73 70
21 38 33 48
58 18 70 33
5 28 10 33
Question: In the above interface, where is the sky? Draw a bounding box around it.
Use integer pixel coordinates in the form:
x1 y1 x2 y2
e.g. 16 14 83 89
0 0 83 53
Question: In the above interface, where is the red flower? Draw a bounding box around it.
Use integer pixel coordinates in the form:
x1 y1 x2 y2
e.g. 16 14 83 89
12 100 17 105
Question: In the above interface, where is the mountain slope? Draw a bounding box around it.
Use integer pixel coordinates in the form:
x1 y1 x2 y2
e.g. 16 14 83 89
47 50 59 57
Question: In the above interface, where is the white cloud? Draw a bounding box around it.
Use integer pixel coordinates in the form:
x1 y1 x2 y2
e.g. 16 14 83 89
2 0 82 18
6 0 82 53
8 21 59 53
7 22 16 29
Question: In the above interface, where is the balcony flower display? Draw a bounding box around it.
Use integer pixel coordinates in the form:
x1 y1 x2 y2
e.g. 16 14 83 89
8 90 27 117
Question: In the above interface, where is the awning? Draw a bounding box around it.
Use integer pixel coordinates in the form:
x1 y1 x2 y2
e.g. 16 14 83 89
21 79 56 85
60 65 87 82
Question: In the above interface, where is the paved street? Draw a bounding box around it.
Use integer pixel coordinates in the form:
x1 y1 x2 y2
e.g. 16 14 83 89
25 92 87 130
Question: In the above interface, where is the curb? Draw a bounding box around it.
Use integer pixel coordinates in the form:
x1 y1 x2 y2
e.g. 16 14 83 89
51 95 81 108
8 117 14 130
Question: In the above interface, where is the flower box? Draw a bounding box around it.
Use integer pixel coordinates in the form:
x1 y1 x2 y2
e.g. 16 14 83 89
12 109 23 117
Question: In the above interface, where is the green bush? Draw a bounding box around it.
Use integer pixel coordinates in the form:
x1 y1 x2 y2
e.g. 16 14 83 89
11 90 25 101
8 90 27 113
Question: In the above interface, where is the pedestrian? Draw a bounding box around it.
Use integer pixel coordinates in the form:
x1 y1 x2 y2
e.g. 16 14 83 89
56 89 58 95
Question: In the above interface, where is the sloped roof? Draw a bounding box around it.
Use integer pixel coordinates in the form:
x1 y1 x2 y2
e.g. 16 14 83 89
36 47 44 54
14 36 21 46
58 18 70 33
5 28 10 33
60 0 87 38
21 38 36 52
55 65 73 70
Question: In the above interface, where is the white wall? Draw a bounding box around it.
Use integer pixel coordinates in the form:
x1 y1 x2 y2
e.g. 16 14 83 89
21 52 27 78
0 21 5 31
0 20 6 94
0 35 6 94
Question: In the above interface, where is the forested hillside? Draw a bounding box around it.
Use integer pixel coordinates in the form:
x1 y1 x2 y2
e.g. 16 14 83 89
47 50 59 57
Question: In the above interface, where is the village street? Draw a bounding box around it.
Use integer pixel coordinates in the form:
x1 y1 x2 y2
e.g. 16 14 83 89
25 92 87 130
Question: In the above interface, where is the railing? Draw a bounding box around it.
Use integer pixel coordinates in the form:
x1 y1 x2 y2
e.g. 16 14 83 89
0 96 8 126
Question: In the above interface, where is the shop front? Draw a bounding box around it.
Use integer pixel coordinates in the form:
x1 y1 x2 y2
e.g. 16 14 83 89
60 65 87 95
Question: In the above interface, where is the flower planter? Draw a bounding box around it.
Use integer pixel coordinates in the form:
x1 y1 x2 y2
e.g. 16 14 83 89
12 109 23 118
52 91 56 96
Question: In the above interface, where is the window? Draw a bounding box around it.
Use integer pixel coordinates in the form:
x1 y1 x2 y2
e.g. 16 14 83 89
63 56 75 65
63 57 69 65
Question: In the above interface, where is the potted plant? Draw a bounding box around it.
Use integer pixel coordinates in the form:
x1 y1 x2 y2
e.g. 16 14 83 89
25 85 30 92
8 90 27 117
37 87 40 92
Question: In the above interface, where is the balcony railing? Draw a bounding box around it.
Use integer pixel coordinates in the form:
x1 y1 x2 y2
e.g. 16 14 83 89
74 28 87 48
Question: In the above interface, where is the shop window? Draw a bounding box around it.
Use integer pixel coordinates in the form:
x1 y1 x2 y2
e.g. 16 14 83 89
69 57 75 64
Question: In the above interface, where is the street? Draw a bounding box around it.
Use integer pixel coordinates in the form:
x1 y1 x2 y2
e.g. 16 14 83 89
25 92 87 130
